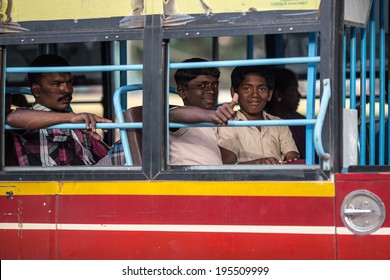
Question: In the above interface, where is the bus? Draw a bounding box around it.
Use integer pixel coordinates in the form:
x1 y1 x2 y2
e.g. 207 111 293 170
0 0 389 259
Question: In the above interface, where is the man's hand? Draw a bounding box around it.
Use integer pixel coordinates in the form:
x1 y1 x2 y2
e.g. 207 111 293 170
69 112 112 134
212 93 238 125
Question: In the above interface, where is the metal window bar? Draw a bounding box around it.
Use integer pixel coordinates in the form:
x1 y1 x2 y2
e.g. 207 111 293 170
378 0 386 165
368 0 377 165
360 26 368 165
113 53 332 168
113 80 331 169
306 32 319 165
344 0 388 166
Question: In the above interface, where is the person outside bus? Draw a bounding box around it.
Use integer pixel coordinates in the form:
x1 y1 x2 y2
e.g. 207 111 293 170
217 65 300 164
5 54 111 166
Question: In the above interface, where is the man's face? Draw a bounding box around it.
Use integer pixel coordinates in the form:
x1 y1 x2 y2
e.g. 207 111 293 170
234 73 272 119
32 72 74 112
178 75 219 110
280 81 301 113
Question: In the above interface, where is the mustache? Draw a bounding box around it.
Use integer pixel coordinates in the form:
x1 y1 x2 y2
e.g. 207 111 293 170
58 94 72 102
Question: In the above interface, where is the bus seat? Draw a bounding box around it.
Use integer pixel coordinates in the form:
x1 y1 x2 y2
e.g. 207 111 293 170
123 106 143 165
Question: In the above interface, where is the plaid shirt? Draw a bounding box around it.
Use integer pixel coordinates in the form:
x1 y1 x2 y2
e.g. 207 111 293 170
96 140 125 165
11 104 109 166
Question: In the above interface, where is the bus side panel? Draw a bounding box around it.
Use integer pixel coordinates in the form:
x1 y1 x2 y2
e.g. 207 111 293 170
1 181 336 259
335 173 390 260
0 195 56 259
55 231 335 260
54 194 336 259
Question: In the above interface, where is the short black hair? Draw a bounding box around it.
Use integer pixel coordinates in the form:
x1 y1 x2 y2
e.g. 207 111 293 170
174 58 220 87
28 54 70 86
231 65 274 91
273 67 297 94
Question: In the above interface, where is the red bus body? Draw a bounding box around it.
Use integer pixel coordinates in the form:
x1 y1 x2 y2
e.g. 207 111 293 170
1 174 389 260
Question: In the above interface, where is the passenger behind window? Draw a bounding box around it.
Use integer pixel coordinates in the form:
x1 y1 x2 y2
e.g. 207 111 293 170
5 54 111 166
97 57 237 165
265 67 306 160
217 65 300 165
169 57 237 165
5 93 30 114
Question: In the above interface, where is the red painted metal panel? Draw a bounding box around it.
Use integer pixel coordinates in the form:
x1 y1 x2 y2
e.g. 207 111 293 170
54 231 335 260
0 185 336 259
1 195 334 226
0 195 56 223
55 195 334 226
0 230 55 260
336 235 390 260
335 173 390 259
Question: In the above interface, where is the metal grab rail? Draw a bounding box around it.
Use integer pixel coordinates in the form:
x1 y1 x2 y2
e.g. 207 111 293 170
5 80 331 168
112 84 177 166
113 79 331 167
314 79 331 170
5 123 141 130
169 56 320 69
113 84 144 166
6 64 143 74
170 119 317 128
6 87 32 95
4 57 318 75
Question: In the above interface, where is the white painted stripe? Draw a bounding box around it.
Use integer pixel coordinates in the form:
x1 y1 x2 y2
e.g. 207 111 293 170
336 227 390 235
0 223 57 230
1 223 334 234
2 223 390 235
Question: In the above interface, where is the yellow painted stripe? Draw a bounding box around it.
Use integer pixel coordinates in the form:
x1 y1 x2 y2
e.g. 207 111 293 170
0 181 334 197
0 182 60 195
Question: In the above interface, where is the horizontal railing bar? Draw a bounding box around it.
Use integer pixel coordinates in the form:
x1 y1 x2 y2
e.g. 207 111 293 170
170 57 320 69
6 65 143 73
5 119 316 130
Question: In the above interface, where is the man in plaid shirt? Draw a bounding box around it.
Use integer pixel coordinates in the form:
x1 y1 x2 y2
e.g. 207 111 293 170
5 54 111 166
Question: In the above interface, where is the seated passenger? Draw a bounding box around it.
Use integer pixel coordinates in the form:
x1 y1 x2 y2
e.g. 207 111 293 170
5 93 30 114
5 54 111 166
97 57 237 165
217 65 300 164
266 67 306 159
169 57 237 165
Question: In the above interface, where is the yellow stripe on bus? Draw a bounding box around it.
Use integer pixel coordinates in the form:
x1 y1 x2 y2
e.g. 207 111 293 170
0 181 334 197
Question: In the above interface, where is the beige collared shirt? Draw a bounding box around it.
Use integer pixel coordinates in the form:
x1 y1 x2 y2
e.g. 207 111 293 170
170 127 223 165
217 110 298 162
